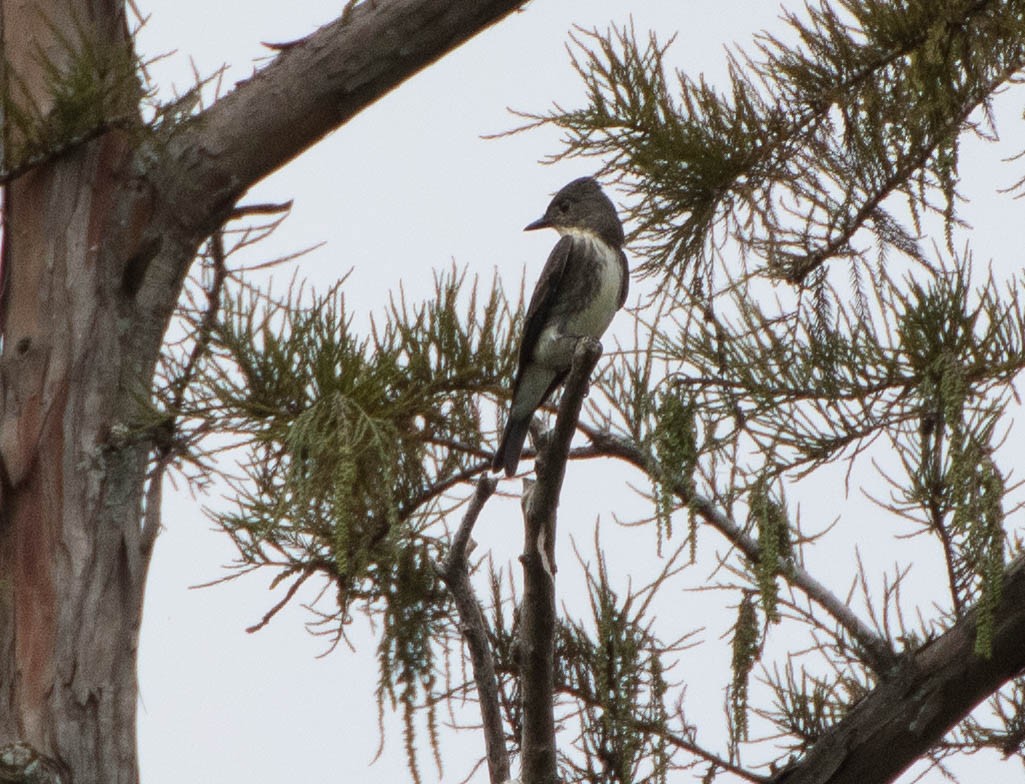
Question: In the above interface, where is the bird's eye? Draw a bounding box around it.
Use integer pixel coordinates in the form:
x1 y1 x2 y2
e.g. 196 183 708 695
557 200 570 214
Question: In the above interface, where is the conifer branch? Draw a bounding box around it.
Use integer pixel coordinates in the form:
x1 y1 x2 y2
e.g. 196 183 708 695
782 56 1025 284
774 554 1025 784
532 0 1025 285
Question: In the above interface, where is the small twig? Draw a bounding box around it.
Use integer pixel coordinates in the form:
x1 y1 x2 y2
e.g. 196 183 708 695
144 228 228 536
436 475 508 784
635 720 771 783
246 569 314 634
519 338 602 784
228 200 294 219
553 678 771 784
167 230 228 415
262 35 313 52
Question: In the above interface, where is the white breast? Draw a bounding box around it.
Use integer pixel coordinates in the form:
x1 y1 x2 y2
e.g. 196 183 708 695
532 230 624 370
564 230 622 338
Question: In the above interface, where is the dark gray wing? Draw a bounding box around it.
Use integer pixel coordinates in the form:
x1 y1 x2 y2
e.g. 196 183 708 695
616 249 629 309
513 235 574 382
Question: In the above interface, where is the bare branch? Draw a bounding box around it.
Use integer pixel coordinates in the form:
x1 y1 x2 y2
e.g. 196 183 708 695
167 230 227 415
519 338 602 784
580 430 899 675
228 200 294 219
150 0 529 244
245 569 315 635
436 475 509 784
775 554 1025 784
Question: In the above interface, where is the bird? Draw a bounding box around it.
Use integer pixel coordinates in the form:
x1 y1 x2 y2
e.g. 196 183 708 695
492 177 629 477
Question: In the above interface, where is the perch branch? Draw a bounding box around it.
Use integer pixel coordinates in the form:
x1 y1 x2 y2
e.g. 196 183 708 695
519 338 602 784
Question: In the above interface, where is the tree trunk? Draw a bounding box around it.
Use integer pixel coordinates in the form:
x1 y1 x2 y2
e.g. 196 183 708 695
0 0 528 780
0 5 155 779
0 142 164 784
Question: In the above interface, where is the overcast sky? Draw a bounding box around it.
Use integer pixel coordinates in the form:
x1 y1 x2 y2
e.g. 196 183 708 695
133 3 1024 783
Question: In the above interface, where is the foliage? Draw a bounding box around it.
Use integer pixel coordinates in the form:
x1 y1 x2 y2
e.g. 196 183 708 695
651 387 699 548
162 260 517 780
555 545 679 784
161 1 1025 782
517 0 1025 288
0 16 146 177
728 592 760 745
0 8 220 184
527 0 1025 776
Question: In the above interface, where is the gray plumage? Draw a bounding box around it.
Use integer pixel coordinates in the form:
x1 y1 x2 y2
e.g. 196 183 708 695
493 177 629 477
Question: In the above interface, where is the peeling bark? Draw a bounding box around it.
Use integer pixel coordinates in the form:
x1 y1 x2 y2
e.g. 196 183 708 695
0 135 154 781
0 741 65 783
0 3 148 777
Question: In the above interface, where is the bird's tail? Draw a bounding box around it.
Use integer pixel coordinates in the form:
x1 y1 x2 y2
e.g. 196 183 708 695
492 416 531 477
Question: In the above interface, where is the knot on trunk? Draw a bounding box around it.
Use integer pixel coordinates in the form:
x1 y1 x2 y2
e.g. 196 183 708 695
0 742 66 784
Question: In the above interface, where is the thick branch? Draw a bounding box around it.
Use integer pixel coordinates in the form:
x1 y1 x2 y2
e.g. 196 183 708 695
519 339 602 784
152 0 528 238
436 475 509 784
776 553 1025 784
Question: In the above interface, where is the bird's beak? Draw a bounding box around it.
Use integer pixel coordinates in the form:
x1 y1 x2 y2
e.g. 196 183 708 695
524 216 551 231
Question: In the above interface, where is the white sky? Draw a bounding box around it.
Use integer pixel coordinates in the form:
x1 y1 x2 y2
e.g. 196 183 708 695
133 2 1025 783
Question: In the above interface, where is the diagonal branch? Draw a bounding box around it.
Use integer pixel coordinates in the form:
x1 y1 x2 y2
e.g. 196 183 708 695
436 474 508 784
554 680 770 783
580 429 898 675
150 0 529 242
550 421 1025 784
775 553 1025 784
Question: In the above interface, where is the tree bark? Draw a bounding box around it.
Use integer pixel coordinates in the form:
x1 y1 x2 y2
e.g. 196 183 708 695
519 340 602 784
437 475 509 784
0 0 527 781
0 3 152 780
0 117 151 784
775 553 1025 784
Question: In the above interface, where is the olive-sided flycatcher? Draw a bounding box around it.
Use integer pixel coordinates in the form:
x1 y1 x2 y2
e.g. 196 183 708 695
492 177 629 477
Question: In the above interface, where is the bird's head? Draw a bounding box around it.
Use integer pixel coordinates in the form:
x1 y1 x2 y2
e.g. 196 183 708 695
524 177 625 247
